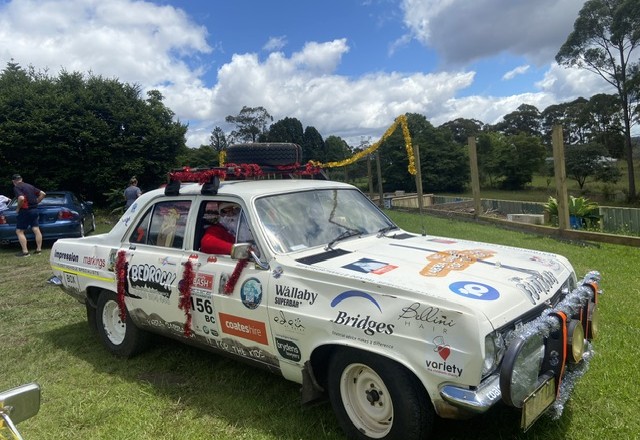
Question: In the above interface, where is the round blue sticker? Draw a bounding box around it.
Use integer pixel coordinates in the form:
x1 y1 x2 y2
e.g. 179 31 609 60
241 278 263 309
449 281 500 301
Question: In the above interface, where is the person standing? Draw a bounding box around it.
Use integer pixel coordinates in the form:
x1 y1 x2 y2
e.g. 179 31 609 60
124 176 142 210
11 174 45 257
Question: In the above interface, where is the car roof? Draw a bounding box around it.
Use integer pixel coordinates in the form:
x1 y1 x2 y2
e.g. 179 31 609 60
158 178 354 199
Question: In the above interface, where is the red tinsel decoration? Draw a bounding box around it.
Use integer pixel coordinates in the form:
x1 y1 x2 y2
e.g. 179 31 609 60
115 250 128 322
225 163 264 178
224 258 249 295
178 259 195 337
169 167 227 184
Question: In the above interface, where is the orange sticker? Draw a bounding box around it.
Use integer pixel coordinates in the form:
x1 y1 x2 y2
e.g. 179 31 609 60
420 249 495 277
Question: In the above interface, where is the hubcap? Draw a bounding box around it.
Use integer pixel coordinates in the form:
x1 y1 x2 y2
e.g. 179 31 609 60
340 363 393 438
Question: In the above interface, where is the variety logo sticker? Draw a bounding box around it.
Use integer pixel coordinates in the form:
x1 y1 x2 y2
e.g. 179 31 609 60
425 335 464 377
449 281 499 301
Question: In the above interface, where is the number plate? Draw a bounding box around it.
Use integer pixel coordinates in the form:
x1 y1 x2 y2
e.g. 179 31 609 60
521 376 556 431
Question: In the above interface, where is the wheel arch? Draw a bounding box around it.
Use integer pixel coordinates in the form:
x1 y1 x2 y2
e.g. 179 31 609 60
306 343 433 404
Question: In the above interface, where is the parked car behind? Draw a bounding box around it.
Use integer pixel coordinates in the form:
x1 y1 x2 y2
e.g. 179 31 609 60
0 191 95 245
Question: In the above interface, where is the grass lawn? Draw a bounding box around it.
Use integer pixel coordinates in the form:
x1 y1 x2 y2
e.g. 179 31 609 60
0 211 637 439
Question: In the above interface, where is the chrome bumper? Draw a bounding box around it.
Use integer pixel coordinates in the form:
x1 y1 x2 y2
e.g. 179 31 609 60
439 374 501 413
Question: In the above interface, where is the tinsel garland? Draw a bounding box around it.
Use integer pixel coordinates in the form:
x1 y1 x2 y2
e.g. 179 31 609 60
224 259 249 295
178 259 195 337
169 167 227 184
310 114 416 175
115 250 128 322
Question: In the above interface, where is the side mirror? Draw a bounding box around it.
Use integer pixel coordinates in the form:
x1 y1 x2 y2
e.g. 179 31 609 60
0 383 41 440
230 243 269 270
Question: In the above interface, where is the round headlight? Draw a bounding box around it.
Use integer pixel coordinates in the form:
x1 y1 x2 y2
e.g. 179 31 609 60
482 333 505 376
567 319 585 363
500 333 545 407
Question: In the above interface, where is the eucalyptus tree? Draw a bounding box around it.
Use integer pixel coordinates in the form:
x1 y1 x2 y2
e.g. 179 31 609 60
225 106 273 142
556 0 640 200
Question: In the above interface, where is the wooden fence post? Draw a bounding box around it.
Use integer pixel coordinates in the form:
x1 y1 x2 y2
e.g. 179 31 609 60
468 136 482 219
552 125 570 231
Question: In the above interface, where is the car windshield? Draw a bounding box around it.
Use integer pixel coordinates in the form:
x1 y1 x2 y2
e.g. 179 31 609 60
254 188 395 253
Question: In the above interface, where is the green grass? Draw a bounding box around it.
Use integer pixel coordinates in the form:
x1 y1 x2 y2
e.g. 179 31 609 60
1 212 638 439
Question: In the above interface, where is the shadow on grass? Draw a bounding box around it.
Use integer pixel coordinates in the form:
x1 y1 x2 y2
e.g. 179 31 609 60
43 321 571 440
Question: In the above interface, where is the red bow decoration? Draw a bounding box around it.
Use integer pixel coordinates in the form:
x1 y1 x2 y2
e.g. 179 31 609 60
115 250 128 322
178 259 195 337
224 259 249 295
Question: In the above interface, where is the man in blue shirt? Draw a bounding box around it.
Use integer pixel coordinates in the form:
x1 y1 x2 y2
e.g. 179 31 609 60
12 174 46 257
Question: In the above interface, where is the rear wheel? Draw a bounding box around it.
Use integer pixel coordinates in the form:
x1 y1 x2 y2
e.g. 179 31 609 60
96 291 149 357
327 349 434 440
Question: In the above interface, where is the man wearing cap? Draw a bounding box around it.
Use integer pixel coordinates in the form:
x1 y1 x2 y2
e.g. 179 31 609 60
200 202 240 254
12 174 46 257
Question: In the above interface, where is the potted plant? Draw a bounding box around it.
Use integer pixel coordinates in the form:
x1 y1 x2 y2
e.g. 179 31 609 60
544 196 600 229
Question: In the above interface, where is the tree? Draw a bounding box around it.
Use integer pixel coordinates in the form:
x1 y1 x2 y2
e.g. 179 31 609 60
493 104 542 137
266 117 304 145
209 126 228 152
379 113 468 192
302 126 325 162
586 94 625 158
556 0 640 200
0 63 187 203
476 132 545 190
439 118 485 144
225 106 273 142
565 142 622 189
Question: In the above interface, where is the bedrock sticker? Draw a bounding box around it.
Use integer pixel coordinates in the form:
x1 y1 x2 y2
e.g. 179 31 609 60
449 281 499 301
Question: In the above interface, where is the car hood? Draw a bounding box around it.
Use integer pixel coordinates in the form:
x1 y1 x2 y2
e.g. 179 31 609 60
291 231 574 329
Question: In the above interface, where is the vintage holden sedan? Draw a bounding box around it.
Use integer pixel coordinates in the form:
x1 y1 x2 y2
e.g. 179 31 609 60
48 146 600 440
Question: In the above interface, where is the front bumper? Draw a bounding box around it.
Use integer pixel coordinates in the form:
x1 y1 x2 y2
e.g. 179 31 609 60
439 271 600 424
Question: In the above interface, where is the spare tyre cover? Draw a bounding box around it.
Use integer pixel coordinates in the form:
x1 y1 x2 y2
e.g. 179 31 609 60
226 143 302 166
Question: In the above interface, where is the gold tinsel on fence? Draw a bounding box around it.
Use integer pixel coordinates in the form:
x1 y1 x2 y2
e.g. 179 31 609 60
311 114 416 175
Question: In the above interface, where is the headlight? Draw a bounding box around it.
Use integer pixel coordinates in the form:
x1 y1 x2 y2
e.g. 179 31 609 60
500 333 545 407
567 319 585 363
587 302 599 339
482 332 505 377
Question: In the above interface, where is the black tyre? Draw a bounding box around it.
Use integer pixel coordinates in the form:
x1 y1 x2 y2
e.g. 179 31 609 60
96 291 149 358
226 143 302 166
327 349 434 440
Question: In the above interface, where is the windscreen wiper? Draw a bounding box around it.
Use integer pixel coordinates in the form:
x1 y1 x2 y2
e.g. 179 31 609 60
377 225 399 237
325 229 363 251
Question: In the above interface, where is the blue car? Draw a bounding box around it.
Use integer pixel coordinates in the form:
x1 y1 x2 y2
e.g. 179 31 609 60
0 191 95 245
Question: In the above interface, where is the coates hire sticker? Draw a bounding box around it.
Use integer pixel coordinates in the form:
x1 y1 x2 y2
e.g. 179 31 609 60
449 281 500 301
342 258 397 275
241 278 262 309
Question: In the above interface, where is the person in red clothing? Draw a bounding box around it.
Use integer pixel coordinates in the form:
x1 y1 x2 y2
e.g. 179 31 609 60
200 202 240 254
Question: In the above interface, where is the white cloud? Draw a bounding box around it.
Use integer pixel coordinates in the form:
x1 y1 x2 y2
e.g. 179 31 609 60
263 36 287 52
502 64 529 81
401 0 586 67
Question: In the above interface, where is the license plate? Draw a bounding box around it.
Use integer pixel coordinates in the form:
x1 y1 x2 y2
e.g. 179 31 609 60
521 376 556 431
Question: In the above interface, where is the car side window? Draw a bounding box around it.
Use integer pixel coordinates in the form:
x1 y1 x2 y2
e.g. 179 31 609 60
130 200 191 249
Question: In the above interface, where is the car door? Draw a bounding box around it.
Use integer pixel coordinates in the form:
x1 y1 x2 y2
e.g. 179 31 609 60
124 198 193 338
182 199 279 371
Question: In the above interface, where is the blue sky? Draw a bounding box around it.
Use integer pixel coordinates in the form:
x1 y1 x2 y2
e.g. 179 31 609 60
0 0 615 147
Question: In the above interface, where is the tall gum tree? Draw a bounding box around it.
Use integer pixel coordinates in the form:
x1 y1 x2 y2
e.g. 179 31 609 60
556 0 640 201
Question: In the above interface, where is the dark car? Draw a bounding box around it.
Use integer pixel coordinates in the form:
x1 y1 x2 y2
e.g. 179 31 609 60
0 191 95 245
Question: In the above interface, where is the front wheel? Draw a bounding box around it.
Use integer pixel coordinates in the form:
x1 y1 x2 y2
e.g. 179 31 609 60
96 291 149 357
327 349 434 440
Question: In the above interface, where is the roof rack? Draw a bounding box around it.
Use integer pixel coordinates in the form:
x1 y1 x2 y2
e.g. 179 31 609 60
165 162 327 196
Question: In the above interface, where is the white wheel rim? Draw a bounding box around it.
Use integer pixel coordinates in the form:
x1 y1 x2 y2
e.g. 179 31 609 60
339 362 393 438
102 300 126 345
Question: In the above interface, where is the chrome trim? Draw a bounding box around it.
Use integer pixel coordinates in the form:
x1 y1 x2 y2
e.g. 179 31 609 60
439 374 501 413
